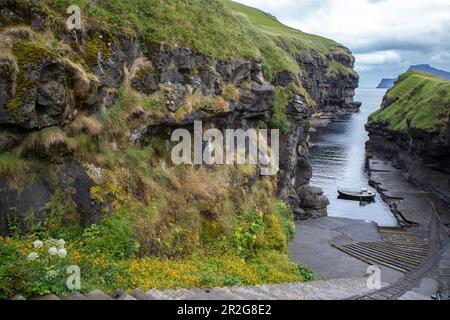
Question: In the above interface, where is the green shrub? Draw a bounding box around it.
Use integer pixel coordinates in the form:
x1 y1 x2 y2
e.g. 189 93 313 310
270 86 291 134
0 237 76 299
0 241 28 299
297 264 316 282
269 199 296 242
30 188 80 240
231 209 265 257
81 209 140 259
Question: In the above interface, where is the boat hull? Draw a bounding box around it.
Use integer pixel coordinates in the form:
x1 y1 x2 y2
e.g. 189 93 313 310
337 190 376 201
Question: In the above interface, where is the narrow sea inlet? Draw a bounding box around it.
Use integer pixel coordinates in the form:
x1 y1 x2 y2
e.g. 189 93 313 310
309 88 398 227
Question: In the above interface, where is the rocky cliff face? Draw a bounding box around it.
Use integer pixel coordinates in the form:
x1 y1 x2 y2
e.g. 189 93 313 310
366 121 450 203
366 72 450 203
294 51 360 114
0 2 358 235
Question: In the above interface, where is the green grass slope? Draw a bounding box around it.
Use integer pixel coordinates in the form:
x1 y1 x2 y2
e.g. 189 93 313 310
21 0 353 76
369 71 450 133
222 0 356 78
223 0 340 53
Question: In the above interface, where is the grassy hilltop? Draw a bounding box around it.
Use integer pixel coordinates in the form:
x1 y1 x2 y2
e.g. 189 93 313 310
7 0 354 77
369 71 450 133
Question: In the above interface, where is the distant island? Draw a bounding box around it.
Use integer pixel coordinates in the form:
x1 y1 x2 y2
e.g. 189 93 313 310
377 78 396 89
377 64 450 89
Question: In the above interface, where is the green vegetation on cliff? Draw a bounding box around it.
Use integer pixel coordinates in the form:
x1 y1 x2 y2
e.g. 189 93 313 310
23 0 353 76
369 71 450 133
0 0 335 298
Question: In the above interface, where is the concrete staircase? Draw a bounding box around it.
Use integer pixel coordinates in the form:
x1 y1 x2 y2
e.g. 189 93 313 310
13 277 376 300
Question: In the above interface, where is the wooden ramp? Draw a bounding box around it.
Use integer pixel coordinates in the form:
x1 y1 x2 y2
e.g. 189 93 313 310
335 227 430 273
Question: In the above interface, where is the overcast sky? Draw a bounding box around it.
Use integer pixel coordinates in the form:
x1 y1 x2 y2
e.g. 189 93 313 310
234 0 450 87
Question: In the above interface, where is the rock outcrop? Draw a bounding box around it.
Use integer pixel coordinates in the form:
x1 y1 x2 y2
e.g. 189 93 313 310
295 50 360 114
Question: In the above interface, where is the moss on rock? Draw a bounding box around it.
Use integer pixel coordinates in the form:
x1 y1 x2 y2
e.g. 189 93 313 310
7 40 57 114
84 36 112 66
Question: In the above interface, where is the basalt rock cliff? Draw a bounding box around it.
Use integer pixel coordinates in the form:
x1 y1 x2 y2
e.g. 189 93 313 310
0 0 359 237
366 71 450 203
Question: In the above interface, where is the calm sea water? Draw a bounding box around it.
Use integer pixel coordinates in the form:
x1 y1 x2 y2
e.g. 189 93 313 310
309 88 398 227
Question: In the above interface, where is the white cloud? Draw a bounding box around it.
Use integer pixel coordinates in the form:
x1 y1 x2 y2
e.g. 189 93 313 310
234 0 450 86
355 50 402 72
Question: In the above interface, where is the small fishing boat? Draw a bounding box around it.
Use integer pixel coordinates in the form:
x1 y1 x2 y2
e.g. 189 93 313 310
338 188 376 201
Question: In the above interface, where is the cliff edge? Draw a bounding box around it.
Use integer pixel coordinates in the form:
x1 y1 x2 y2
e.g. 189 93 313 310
366 70 450 202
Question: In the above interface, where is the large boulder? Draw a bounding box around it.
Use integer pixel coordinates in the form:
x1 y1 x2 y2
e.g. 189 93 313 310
233 82 275 113
0 161 100 236
303 208 328 219
294 185 329 220
301 194 330 209
164 82 187 112
35 61 67 127
0 56 17 124
217 58 251 84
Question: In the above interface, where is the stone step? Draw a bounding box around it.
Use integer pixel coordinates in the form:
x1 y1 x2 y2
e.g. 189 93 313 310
146 288 173 300
62 292 87 300
84 290 112 300
111 290 137 300
31 294 60 300
18 276 374 300
129 288 153 300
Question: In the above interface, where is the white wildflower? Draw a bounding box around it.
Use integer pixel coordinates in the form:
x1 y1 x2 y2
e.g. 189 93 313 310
45 270 59 280
27 252 39 261
45 239 58 247
56 239 66 248
57 248 67 258
32 240 43 249
48 247 58 256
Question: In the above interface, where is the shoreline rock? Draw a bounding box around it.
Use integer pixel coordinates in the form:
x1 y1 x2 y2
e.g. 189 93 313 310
366 121 450 204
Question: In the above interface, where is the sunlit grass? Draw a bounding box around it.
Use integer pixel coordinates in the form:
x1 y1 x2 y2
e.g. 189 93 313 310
369 71 450 132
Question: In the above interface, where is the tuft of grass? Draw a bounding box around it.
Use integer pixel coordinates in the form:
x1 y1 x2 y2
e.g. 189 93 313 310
17 127 76 157
222 83 240 101
369 71 450 133
0 153 26 176
270 86 291 134
70 115 103 136
71 133 99 162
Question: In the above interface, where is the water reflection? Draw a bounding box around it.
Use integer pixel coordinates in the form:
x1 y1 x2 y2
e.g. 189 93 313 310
309 88 398 227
